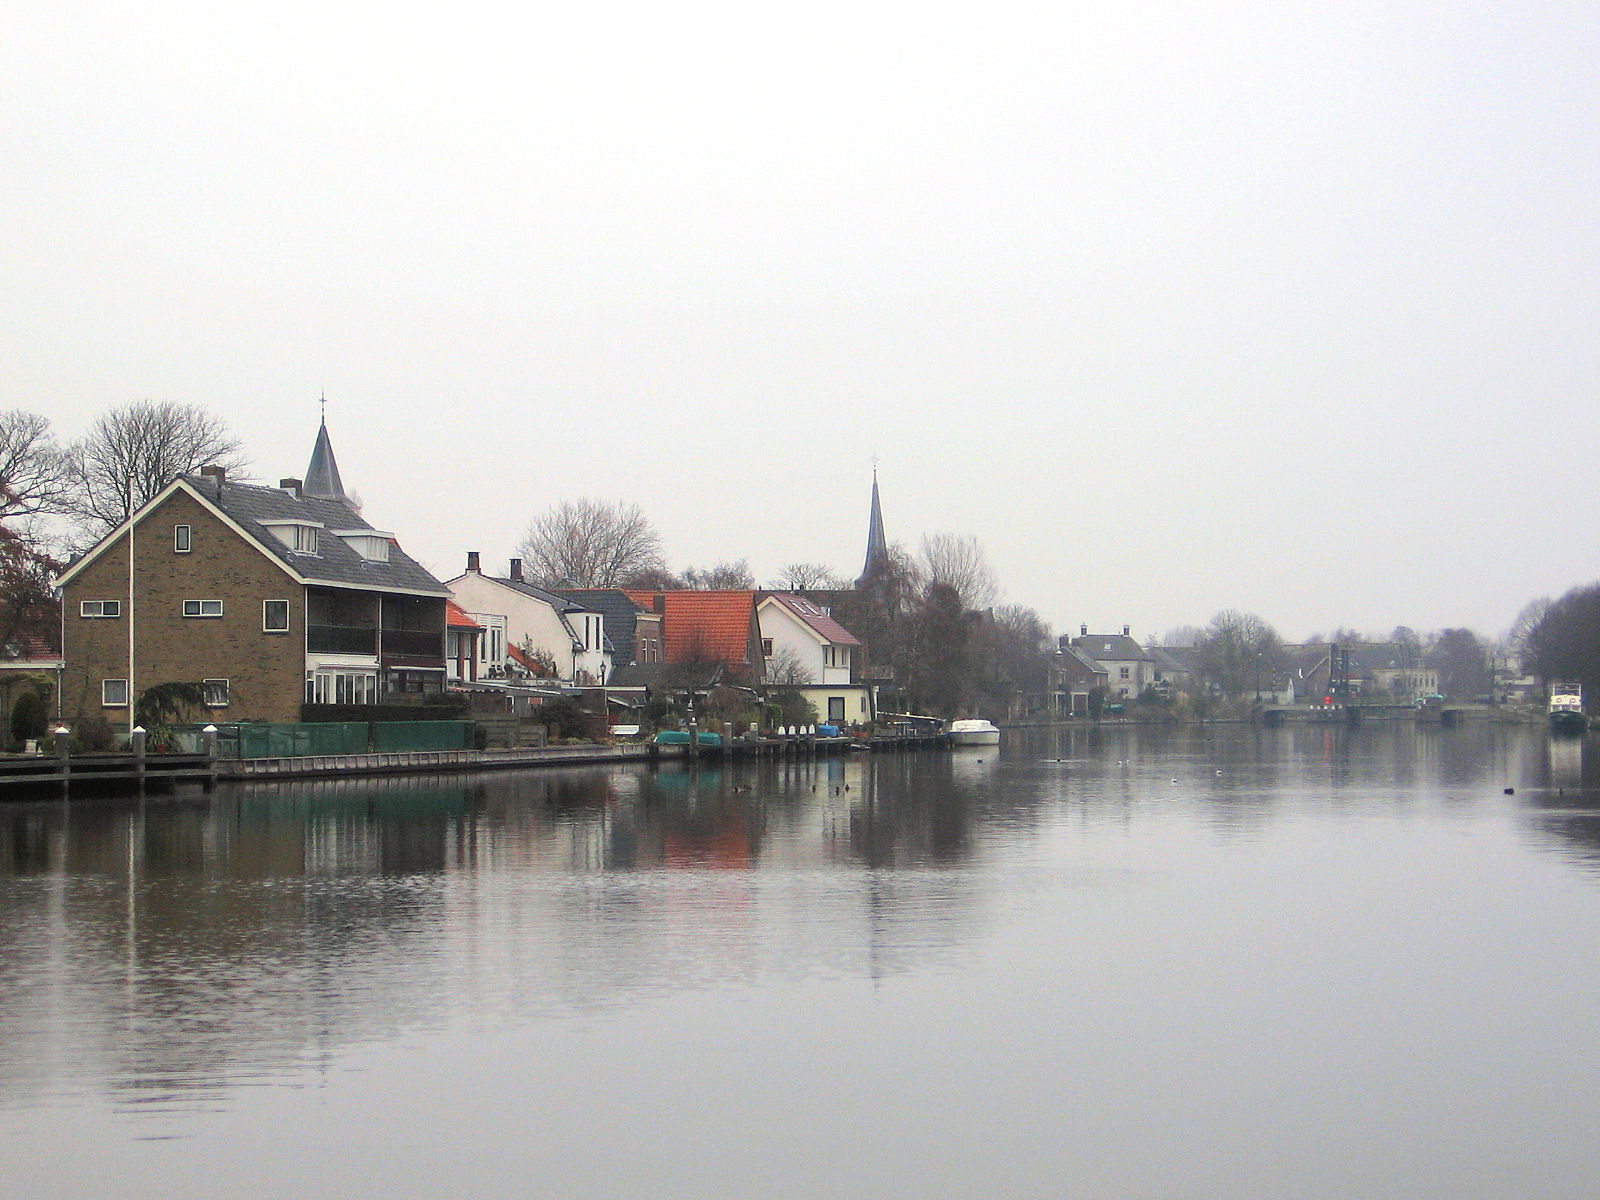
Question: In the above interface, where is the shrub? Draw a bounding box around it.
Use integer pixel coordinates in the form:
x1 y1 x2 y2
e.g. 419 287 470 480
73 714 116 753
10 692 48 744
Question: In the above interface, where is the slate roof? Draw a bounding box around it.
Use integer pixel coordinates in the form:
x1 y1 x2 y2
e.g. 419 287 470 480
1071 633 1151 663
624 590 759 665
761 592 862 646
186 474 450 596
554 589 647 663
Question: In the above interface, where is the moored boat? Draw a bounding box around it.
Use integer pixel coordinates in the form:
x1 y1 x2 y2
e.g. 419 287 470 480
1549 683 1587 735
947 718 1001 746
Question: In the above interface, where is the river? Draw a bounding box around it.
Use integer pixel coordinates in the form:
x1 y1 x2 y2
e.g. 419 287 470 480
4 723 1600 1199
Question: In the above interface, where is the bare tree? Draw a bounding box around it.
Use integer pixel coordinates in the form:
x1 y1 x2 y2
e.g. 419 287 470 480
763 644 815 685
919 533 998 611
769 562 845 591
1197 609 1282 700
681 559 756 589
66 401 247 539
0 412 72 523
516 499 665 588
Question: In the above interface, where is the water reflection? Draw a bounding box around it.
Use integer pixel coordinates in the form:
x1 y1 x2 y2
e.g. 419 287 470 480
6 722 1600 1187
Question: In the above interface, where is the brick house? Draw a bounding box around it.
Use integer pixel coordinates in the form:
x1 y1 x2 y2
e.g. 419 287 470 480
56 423 450 728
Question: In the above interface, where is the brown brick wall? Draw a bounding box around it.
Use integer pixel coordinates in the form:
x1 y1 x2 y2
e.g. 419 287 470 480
61 489 307 725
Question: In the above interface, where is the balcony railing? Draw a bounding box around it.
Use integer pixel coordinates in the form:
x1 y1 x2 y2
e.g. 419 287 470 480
381 628 444 659
307 624 378 656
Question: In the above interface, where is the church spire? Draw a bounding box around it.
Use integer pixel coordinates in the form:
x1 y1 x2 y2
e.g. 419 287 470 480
303 406 347 502
857 465 888 585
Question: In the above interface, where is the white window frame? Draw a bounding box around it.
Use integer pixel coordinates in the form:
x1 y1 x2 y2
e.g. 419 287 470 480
173 524 191 553
263 599 290 633
202 679 229 707
80 600 122 618
182 599 224 618
102 678 129 707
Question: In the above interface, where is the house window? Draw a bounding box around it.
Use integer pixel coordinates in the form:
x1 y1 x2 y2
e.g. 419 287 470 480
182 599 223 618
174 524 191 553
762 639 773 657
1120 667 1130 679
102 679 128 707
828 697 845 723
263 599 290 633
203 679 229 707
80 600 122 618
306 669 378 705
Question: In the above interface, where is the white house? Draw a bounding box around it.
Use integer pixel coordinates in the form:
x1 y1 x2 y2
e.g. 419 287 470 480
757 592 872 725
445 554 611 684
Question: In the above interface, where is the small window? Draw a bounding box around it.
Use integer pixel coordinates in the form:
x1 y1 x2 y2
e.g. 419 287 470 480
81 600 122 618
174 524 191 553
263 599 290 633
202 679 229 707
102 679 129 707
182 599 223 618
761 639 773 657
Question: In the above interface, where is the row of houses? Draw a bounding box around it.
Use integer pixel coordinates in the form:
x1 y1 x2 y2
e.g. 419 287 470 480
47 421 875 733
1048 625 1459 713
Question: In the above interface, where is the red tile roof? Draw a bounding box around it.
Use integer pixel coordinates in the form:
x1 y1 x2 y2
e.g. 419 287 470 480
446 600 482 629
623 590 759 665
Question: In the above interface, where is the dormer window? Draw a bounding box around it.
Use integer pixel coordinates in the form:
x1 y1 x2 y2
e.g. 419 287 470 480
333 529 392 563
261 520 322 554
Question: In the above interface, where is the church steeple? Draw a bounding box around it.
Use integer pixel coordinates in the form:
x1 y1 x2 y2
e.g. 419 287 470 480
303 406 347 503
857 466 888 585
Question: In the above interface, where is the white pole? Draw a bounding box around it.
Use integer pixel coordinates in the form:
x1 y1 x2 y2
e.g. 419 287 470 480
127 480 135 741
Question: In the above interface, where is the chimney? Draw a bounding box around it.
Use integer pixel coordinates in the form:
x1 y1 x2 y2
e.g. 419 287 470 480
467 551 481 574
201 465 226 485
1123 624 1130 637
279 477 302 498
1080 623 1088 637
654 594 666 615
509 558 523 583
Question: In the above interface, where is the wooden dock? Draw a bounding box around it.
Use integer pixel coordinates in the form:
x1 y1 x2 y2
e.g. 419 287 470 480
2 729 953 798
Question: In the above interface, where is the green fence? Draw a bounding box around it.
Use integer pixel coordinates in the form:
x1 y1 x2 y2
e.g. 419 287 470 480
176 721 473 759
372 721 472 752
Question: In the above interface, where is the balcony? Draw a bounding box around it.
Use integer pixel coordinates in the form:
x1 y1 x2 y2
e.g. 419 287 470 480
381 628 444 659
307 624 378 656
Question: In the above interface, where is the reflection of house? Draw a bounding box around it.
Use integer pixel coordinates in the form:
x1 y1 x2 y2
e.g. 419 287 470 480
446 555 611 683
757 592 873 725
57 421 451 725
1070 625 1156 701
622 590 765 685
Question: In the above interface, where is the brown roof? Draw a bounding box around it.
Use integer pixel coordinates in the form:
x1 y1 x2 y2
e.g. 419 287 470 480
623 590 759 665
761 592 861 646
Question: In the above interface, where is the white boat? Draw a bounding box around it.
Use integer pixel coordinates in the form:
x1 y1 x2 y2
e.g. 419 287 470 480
947 718 1001 746
1549 683 1587 735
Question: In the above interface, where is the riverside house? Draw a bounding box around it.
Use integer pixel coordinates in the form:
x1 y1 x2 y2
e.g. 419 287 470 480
56 422 451 728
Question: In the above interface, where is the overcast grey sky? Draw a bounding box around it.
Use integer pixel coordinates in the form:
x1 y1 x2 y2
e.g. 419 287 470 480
5 2 1597 642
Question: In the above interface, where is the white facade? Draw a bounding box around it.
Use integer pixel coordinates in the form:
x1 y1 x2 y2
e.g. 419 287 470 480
758 596 853 685
446 571 610 683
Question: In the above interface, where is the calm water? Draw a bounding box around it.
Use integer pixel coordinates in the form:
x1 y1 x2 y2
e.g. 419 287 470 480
5 723 1600 1199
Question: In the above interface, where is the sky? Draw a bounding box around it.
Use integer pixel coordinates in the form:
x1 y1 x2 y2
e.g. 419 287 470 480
5 1 1598 645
